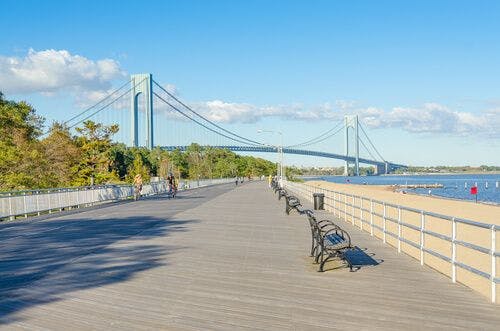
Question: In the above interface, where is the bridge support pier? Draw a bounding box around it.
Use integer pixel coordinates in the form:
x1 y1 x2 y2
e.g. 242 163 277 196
130 73 154 149
374 162 390 175
344 115 360 176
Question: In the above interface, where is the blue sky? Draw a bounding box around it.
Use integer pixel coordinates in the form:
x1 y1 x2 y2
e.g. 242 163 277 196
1 0 499 167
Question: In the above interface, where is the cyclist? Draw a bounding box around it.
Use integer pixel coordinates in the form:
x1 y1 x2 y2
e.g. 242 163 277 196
133 174 143 201
167 173 177 198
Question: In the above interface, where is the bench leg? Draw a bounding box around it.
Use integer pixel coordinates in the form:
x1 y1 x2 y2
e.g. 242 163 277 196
319 252 353 272
342 252 354 272
315 246 323 264
319 254 331 272
310 232 315 257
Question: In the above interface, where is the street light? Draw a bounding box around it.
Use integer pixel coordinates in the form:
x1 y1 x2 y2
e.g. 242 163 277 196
257 129 284 187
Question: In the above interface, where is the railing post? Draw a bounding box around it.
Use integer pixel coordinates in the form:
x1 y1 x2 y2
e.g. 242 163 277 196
397 206 401 253
491 225 496 303
451 217 457 283
370 199 374 236
420 211 425 266
344 194 347 222
333 192 336 216
9 193 14 221
76 188 80 208
67 190 72 210
57 190 62 211
48 191 52 213
23 192 27 218
36 193 40 216
383 202 386 244
351 195 355 225
360 198 363 231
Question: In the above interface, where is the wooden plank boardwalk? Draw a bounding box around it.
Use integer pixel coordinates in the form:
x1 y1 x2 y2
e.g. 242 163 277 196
0 181 499 330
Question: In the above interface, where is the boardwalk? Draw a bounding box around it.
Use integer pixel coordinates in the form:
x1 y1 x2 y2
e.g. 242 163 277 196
0 182 499 330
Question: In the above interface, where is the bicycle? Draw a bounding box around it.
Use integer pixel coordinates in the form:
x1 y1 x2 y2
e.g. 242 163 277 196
168 184 177 198
134 184 142 201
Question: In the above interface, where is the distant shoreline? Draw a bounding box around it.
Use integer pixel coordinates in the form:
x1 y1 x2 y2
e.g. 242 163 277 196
300 172 500 177
384 172 500 176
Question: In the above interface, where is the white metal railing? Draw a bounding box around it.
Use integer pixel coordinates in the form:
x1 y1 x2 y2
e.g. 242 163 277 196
0 178 236 221
283 180 500 303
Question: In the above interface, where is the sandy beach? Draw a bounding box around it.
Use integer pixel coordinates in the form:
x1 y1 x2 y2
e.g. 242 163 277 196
307 180 500 225
302 180 500 303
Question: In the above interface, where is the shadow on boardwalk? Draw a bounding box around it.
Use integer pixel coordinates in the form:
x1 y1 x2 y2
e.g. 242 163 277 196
320 246 383 272
0 214 196 324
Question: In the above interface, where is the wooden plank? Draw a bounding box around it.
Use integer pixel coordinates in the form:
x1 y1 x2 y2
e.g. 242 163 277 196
0 182 499 330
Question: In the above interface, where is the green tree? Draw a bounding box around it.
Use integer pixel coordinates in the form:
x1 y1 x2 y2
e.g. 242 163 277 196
41 122 80 186
72 120 119 186
0 92 47 190
126 152 150 182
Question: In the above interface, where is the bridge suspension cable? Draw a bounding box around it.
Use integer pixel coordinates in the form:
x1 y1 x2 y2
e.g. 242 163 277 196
66 77 148 130
52 80 131 130
359 123 385 162
359 137 378 162
41 78 138 137
153 92 264 146
286 121 345 148
153 80 265 147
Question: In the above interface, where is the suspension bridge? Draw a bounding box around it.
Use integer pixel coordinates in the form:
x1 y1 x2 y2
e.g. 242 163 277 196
55 73 406 175
4 74 500 330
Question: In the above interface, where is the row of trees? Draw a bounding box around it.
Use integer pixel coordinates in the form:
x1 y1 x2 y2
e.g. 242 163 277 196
0 92 277 191
299 166 374 176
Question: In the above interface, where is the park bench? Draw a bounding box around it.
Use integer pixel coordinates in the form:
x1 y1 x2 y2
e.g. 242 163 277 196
276 192 354 272
284 194 313 216
304 212 354 271
285 195 301 215
317 225 354 272
306 213 339 258
278 189 287 200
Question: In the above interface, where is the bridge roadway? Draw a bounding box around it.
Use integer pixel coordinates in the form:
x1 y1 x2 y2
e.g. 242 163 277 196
160 145 406 172
1 182 499 330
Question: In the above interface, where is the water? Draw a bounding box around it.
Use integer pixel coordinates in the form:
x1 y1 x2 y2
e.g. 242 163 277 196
304 174 500 204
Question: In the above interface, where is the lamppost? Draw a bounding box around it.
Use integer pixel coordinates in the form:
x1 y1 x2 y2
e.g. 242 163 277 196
257 130 284 187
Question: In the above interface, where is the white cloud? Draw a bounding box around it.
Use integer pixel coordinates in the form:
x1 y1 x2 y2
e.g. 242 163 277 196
184 100 342 124
0 49 125 95
2 50 497 138
359 103 500 137
153 95 499 138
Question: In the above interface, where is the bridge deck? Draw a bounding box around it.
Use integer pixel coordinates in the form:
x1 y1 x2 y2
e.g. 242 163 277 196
1 182 498 330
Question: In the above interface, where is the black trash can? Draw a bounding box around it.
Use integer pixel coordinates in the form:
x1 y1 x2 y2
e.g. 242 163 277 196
313 193 325 210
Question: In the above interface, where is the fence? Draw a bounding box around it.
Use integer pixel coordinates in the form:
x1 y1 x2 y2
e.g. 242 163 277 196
284 180 500 303
0 178 236 221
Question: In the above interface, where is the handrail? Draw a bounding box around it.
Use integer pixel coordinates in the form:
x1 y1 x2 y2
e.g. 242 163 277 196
0 184 131 197
283 180 499 303
1 178 237 221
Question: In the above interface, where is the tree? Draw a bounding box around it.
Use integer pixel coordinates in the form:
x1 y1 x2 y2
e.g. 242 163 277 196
41 122 80 186
72 120 119 186
0 93 47 190
126 152 150 183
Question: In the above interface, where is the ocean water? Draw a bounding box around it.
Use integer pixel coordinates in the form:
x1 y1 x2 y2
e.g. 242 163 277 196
304 174 500 204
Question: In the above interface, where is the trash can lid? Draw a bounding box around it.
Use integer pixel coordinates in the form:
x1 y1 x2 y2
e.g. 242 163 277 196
313 193 325 197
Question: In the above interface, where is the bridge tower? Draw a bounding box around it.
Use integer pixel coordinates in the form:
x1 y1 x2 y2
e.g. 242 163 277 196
130 73 154 149
344 115 360 176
